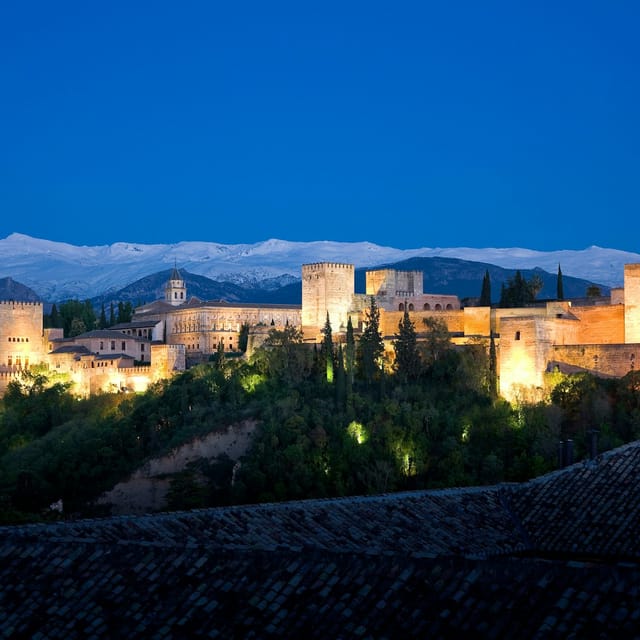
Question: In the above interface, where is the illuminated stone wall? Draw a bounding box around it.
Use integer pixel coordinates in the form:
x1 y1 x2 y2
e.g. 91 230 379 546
570 305 625 344
463 307 492 337
151 344 186 380
0 301 45 370
498 317 560 403
378 309 465 338
301 262 354 332
624 264 640 343
550 344 638 378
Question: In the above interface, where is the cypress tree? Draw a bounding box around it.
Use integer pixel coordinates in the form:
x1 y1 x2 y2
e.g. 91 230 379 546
321 312 334 383
393 309 420 382
345 316 355 389
99 303 107 329
557 264 564 300
357 296 384 385
109 302 116 327
479 269 492 306
49 303 60 329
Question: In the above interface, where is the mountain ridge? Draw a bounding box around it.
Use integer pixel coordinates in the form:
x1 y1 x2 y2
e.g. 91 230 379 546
0 233 635 302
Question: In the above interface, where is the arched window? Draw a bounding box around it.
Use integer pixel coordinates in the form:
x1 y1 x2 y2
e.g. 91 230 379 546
435 304 442 310
408 303 414 311
423 303 430 310
399 303 404 311
446 304 453 310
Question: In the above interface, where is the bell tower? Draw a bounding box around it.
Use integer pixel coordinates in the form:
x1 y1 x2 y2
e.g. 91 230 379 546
165 263 187 306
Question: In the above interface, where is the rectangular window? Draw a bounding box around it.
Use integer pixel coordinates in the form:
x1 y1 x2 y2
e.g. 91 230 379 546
111 341 116 350
515 331 521 341
100 341 104 350
122 341 126 351
141 343 145 352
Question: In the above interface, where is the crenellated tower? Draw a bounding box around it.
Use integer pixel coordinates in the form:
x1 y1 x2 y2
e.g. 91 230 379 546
301 262 354 332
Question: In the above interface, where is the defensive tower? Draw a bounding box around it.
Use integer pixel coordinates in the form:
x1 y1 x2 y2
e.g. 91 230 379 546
301 262 354 332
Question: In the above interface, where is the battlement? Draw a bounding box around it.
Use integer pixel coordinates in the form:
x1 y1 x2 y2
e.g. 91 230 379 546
0 300 43 308
303 262 354 272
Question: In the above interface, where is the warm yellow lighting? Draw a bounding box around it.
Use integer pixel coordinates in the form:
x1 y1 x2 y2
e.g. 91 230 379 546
347 421 368 445
241 372 265 393
392 441 417 476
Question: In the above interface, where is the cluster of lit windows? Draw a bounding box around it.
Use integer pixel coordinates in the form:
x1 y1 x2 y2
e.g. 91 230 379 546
6 355 28 367
7 336 29 342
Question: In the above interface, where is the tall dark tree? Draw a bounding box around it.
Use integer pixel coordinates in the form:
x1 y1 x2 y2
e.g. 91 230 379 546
321 312 334 382
45 303 61 329
345 316 355 389
83 300 97 331
557 264 564 301
357 297 384 384
237 322 250 353
479 269 492 306
109 302 116 327
99 303 107 330
117 301 133 324
393 309 420 382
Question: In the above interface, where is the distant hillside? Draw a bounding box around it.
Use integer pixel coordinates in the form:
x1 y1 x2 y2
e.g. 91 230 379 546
94 257 607 308
90 270 253 308
0 277 41 302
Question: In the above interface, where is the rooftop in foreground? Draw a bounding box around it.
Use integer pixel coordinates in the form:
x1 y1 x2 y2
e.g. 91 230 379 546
2 441 640 638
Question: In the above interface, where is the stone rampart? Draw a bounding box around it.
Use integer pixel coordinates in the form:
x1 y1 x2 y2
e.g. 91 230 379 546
571 305 625 344
550 344 638 378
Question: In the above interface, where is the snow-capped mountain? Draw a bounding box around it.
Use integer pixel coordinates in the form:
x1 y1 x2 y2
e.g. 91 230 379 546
0 233 638 302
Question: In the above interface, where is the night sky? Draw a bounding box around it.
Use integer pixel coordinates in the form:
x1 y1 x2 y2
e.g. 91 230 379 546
1 1 638 251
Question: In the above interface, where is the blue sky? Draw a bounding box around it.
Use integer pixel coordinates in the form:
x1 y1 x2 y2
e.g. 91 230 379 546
1 1 638 251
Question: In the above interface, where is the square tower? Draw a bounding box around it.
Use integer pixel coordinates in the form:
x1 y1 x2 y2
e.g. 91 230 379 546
624 264 640 343
302 263 354 331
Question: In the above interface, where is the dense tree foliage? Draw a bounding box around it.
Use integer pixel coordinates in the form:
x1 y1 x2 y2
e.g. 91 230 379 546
357 297 384 385
2 324 640 523
498 271 543 308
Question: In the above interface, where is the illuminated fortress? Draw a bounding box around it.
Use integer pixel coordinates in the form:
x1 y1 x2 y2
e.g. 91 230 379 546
0 262 639 402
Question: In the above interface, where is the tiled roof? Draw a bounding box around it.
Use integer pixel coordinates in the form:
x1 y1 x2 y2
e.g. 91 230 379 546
49 345 90 355
3 441 640 637
110 321 159 329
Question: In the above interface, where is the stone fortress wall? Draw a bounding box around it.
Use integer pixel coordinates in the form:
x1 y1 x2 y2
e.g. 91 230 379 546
2 261 640 403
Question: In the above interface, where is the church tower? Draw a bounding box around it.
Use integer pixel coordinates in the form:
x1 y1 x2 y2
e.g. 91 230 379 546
165 264 186 306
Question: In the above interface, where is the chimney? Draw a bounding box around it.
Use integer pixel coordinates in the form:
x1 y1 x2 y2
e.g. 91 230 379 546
559 439 574 468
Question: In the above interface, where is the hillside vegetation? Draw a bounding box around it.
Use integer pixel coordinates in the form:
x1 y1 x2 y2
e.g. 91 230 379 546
1 308 639 523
